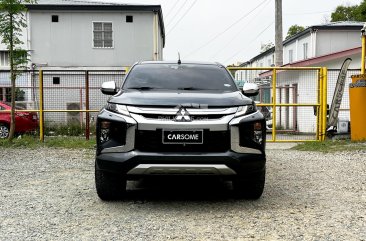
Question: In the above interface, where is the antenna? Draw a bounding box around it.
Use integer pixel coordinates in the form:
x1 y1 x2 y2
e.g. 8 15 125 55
178 52 181 65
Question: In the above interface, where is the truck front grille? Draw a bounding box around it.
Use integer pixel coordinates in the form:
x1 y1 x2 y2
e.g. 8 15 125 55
135 129 230 153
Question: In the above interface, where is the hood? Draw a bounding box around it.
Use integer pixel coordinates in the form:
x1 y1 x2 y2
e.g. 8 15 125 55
108 90 253 107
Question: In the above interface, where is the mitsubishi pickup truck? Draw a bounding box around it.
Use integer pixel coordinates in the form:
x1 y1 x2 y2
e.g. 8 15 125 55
95 61 266 200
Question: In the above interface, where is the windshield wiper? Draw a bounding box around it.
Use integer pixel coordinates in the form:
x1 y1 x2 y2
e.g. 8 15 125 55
127 86 156 90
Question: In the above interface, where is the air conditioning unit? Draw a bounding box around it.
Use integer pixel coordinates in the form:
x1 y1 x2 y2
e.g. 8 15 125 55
337 118 350 134
66 102 82 124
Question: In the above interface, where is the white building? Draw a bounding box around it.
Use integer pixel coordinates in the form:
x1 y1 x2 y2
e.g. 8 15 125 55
0 0 166 124
1 0 165 70
236 22 364 133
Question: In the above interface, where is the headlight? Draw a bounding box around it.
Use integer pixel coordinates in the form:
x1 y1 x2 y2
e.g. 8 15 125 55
234 103 257 117
106 103 130 116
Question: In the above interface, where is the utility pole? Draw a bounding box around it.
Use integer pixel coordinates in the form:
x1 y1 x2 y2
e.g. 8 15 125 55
275 0 283 66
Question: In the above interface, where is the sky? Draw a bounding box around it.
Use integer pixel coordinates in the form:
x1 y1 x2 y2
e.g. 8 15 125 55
95 0 363 65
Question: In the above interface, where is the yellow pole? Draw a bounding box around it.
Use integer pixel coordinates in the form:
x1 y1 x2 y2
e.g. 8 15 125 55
39 69 44 142
272 69 277 142
322 67 328 141
316 68 321 141
361 25 366 74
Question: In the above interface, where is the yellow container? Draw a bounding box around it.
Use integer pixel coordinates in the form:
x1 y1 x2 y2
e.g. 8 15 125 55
349 74 366 141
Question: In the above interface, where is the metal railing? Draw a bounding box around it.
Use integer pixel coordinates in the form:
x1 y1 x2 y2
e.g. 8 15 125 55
228 67 328 142
1 67 327 142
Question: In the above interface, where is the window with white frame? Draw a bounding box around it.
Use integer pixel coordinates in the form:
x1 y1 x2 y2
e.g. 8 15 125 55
289 49 293 63
93 22 113 48
303 43 308 59
0 51 9 66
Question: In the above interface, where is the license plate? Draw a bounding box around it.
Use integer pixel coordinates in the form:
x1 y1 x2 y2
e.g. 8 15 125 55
162 130 203 144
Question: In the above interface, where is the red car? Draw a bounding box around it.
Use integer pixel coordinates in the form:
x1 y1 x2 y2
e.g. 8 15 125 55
0 101 39 138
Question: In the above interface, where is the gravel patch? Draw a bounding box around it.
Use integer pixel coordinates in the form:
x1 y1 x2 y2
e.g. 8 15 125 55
0 147 365 240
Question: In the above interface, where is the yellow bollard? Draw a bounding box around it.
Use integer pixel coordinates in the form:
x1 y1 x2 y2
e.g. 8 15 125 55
349 75 366 141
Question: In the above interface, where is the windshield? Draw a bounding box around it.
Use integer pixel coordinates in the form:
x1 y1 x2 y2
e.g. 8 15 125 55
122 63 238 92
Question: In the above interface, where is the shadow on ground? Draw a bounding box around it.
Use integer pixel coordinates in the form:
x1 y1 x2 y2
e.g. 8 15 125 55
119 177 240 202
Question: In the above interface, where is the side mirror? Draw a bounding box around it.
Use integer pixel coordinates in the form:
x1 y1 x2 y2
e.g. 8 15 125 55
101 81 118 95
242 83 259 96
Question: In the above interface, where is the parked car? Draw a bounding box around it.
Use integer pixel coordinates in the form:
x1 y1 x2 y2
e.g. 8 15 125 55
0 101 39 138
95 61 266 200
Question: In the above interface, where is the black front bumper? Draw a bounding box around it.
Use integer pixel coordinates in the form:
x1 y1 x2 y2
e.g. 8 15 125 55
96 150 266 178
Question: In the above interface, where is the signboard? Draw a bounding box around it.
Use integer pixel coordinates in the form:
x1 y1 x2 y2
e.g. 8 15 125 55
327 58 352 128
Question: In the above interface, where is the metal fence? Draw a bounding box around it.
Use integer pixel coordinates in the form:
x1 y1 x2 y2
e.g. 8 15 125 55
327 69 361 125
2 67 354 142
228 67 328 142
0 69 127 140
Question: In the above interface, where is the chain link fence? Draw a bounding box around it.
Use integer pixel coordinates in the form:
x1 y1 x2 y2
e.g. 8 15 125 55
1 67 357 142
327 69 361 125
0 69 126 140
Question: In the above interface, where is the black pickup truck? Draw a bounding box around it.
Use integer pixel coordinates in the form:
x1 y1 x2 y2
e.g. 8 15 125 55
95 61 266 200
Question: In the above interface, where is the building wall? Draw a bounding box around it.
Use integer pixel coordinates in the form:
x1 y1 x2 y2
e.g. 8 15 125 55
283 41 295 64
29 11 162 67
316 30 360 57
283 34 311 64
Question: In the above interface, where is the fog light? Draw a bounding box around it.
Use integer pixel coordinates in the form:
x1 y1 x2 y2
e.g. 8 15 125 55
100 121 110 143
254 122 262 131
101 121 110 129
253 122 263 144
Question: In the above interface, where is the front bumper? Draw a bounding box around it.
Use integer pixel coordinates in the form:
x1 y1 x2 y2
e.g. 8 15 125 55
96 150 266 178
96 106 266 177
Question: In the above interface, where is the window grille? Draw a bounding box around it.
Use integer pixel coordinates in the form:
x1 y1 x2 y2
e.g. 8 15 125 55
93 22 113 48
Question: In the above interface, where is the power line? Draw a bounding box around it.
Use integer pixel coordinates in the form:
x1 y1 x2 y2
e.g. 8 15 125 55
165 0 190 27
164 0 180 19
167 0 198 35
222 21 274 65
184 0 270 58
210 0 272 60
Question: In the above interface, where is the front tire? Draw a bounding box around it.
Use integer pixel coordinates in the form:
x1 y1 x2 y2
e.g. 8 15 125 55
0 124 10 139
95 166 127 201
233 169 265 200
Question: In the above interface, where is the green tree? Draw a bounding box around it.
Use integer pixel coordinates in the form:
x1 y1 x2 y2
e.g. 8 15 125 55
286 25 305 40
331 5 359 21
356 1 366 21
0 0 35 141
331 1 366 22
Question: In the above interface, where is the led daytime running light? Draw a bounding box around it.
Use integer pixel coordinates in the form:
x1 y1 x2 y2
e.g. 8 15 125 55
106 103 130 116
234 104 257 117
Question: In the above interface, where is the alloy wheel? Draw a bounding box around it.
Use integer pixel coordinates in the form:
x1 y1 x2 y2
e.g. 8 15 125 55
0 125 9 139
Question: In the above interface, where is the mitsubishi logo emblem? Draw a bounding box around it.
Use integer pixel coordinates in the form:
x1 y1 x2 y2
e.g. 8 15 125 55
175 108 191 122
